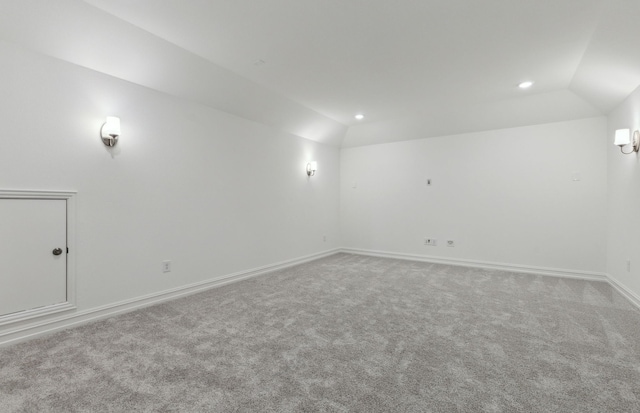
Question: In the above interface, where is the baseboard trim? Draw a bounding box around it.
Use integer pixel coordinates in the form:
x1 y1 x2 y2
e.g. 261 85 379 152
0 248 340 348
0 302 76 327
342 248 640 310
606 275 640 311
340 248 608 281
5 247 635 348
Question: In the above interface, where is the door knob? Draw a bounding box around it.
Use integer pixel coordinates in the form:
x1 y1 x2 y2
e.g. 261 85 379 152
52 248 63 256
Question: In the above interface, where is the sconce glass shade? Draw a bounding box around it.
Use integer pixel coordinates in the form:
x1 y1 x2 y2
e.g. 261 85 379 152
614 129 630 147
101 116 121 147
306 161 317 176
614 128 640 154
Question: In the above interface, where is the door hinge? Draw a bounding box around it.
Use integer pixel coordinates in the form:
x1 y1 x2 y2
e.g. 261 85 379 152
67 247 69 254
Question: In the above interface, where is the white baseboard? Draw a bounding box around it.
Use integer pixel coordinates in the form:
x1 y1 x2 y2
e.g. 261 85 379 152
0 248 340 348
342 248 640 311
606 275 640 311
4 247 637 348
340 248 608 281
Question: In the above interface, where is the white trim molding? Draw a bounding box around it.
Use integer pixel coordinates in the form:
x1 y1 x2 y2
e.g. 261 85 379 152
340 248 608 282
0 189 77 327
6 246 638 348
606 275 640 310
342 248 640 311
0 248 339 347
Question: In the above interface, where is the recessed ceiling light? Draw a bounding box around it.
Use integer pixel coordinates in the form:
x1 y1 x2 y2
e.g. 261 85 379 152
355 114 364 120
518 81 534 89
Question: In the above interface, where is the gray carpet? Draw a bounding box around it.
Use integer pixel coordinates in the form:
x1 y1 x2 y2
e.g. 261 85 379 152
2 253 640 412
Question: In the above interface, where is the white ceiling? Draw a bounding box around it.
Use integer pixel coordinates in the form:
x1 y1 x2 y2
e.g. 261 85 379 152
2 0 640 147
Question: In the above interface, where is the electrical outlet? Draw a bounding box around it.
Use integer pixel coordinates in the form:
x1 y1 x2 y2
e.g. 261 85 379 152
424 238 437 246
323 235 327 242
162 260 172 273
446 240 455 247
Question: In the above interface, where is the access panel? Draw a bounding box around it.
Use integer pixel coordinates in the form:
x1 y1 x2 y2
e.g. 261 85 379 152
0 199 67 317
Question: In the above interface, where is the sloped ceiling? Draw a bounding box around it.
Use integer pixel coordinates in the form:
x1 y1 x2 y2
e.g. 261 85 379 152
2 0 639 147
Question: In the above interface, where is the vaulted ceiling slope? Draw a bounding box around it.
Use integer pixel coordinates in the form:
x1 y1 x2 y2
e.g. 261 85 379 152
2 0 639 147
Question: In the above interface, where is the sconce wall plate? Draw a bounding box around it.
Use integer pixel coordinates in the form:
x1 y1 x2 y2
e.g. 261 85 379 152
101 116 121 147
632 130 640 153
306 161 317 176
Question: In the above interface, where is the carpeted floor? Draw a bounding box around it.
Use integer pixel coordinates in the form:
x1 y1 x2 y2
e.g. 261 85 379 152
2 253 640 412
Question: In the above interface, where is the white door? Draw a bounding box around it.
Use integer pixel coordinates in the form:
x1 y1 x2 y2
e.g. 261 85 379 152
0 199 67 317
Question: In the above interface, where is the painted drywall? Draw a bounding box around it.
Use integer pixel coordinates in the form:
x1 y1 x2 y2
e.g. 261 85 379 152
342 90 601 147
0 40 340 335
340 117 608 273
607 85 640 301
0 0 347 146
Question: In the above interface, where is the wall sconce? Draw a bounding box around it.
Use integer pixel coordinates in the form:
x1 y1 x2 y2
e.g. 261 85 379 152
101 116 121 147
614 128 639 154
306 161 317 176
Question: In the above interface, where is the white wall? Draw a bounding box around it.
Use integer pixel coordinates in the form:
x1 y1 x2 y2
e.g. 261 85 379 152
0 0 347 146
341 117 608 274
607 85 640 300
0 40 340 336
1 33 630 345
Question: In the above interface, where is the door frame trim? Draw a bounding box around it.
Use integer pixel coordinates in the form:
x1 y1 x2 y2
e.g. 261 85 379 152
0 189 77 326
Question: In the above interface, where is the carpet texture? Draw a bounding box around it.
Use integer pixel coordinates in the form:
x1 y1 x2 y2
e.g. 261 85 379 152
2 253 640 412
